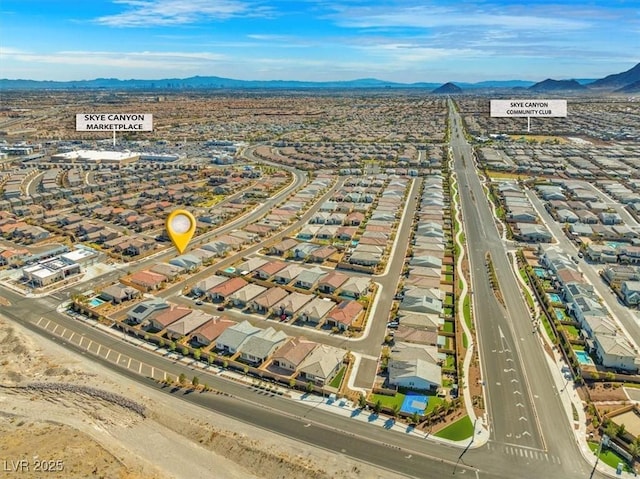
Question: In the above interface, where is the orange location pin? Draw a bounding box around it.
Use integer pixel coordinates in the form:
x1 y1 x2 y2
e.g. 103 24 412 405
166 209 196 254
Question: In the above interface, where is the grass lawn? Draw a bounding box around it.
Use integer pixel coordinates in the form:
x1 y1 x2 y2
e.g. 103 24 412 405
425 395 444 414
463 296 472 329
444 274 454 283
435 415 474 441
541 314 556 340
444 294 454 306
564 325 580 338
442 321 454 333
370 392 405 410
443 307 454 317
518 268 528 283
444 354 455 369
463 332 468 348
445 265 454 273
587 442 633 472
329 366 346 389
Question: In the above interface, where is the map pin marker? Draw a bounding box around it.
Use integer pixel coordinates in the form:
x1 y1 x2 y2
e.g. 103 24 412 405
166 209 196 254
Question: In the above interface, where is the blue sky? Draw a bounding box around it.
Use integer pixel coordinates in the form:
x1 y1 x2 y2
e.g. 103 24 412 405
0 0 638 82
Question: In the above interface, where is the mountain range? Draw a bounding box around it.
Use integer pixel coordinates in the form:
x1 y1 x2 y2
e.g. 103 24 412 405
1 63 638 93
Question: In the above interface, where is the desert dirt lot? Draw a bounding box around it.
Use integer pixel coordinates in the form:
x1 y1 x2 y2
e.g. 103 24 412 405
0 313 406 479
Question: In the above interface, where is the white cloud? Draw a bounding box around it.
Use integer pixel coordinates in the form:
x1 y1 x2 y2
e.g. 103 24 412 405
95 0 269 27
0 48 226 70
328 4 589 32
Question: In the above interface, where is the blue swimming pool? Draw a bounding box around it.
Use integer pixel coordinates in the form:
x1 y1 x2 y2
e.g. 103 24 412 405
606 242 623 250
554 309 565 321
223 267 236 274
548 293 562 303
534 268 548 278
574 350 594 366
89 297 105 307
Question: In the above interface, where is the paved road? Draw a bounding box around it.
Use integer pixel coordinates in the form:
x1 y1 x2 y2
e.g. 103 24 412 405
448 100 601 479
526 189 640 345
1 128 608 478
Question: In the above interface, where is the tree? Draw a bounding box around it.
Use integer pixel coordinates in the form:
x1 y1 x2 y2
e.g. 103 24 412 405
604 419 618 439
373 399 382 414
618 423 626 438
178 373 187 385
629 436 640 468
357 393 367 409
289 377 297 389
169 341 176 352
243 365 249 376
192 375 200 387
193 349 201 361
181 346 189 356
411 411 421 426
391 404 401 419
306 381 314 393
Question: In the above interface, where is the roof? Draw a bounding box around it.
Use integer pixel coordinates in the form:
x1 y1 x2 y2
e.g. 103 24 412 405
215 320 261 351
151 305 192 328
129 270 167 287
191 316 235 342
271 338 317 368
230 283 267 303
388 358 442 388
252 287 289 308
275 291 314 313
257 260 288 276
319 270 349 289
298 344 346 380
166 310 213 337
238 327 288 360
210 277 248 296
328 300 363 326
300 297 336 319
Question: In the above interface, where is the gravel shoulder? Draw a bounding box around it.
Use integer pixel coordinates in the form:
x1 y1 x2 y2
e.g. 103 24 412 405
0 313 404 479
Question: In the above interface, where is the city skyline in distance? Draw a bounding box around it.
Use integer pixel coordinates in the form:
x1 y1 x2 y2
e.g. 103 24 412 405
0 0 638 83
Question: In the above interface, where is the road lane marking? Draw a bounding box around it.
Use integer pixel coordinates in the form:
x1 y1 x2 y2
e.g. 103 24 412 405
96 344 101 355
127 358 131 368
36 317 44 325
78 337 84 347
116 353 121 363
52 324 59 334
68 332 75 342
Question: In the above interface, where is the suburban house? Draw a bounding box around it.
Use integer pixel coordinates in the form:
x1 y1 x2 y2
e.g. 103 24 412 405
165 310 214 340
238 327 288 365
215 320 261 355
514 223 552 243
249 287 289 315
126 299 168 324
147 305 192 332
325 300 364 331
274 263 304 285
270 338 317 373
270 238 299 256
387 342 442 391
298 297 336 324
229 283 267 309
169 253 202 271
591 333 640 372
317 270 349 294
294 266 326 290
388 359 441 391
209 277 248 302
149 262 184 281
127 270 168 291
99 283 140 304
192 275 227 297
400 287 443 315
190 316 235 346
236 257 269 275
621 280 640 307
254 260 288 280
274 292 314 318
298 344 346 386
339 276 370 299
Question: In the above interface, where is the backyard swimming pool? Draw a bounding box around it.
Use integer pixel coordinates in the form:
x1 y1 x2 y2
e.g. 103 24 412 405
534 268 548 278
554 309 565 320
574 350 595 366
548 293 562 303
88 297 105 307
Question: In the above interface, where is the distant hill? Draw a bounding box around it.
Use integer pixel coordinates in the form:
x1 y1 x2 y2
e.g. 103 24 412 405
590 63 640 89
0 76 442 90
528 79 586 92
1 63 638 91
432 82 462 94
616 80 640 94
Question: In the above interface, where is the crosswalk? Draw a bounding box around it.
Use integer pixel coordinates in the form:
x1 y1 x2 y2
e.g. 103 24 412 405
487 442 562 464
501 444 561 464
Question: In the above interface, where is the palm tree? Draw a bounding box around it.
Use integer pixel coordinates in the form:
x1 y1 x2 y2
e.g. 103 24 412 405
373 400 382 414
628 436 640 469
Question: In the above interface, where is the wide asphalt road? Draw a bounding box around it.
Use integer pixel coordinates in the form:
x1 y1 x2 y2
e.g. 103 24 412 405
448 99 603 479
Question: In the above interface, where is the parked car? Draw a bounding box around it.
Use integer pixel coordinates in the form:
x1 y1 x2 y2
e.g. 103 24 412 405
217 305 225 311
387 321 399 329
195 300 203 306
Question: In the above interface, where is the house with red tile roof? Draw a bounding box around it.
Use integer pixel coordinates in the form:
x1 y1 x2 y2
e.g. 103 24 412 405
209 277 248 302
326 300 364 331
